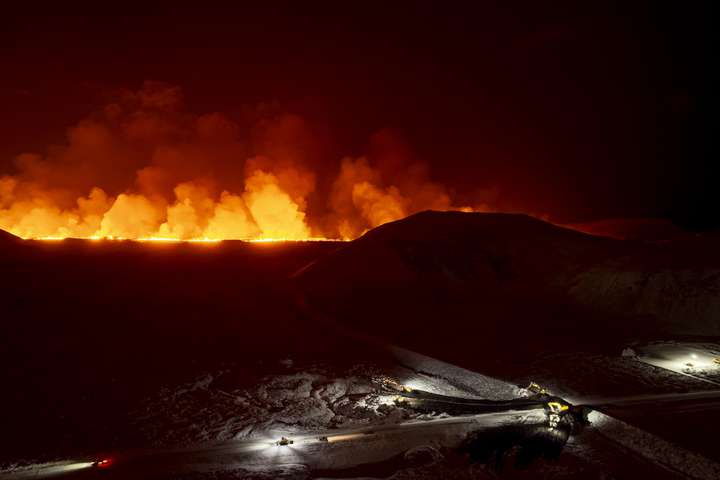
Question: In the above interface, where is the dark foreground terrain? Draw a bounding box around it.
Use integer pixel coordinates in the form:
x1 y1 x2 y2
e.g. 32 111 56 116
2 211 720 479
0 234 347 464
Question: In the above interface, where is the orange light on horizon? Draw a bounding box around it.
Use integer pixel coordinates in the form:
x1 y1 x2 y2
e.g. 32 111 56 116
247 237 341 243
23 235 344 244
136 237 223 243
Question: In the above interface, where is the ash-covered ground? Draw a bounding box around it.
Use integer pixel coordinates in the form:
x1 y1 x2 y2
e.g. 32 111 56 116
120 340 720 479
135 362 414 447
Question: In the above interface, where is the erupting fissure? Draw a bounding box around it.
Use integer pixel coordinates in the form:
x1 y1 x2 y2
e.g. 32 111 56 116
0 83 491 242
30 235 340 243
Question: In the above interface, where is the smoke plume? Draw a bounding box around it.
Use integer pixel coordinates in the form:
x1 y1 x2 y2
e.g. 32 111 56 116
0 82 484 241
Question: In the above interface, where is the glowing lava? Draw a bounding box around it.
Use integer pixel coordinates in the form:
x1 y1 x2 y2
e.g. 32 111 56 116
0 84 488 243
5 172 345 243
30 236 340 244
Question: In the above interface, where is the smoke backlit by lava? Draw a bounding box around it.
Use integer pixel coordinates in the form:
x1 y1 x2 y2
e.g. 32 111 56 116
0 83 490 243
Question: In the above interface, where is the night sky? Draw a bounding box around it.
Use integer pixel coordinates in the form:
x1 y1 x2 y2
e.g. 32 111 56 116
1 2 711 229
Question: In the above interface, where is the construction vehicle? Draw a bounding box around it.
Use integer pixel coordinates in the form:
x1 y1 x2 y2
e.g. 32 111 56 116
275 437 294 446
391 380 588 432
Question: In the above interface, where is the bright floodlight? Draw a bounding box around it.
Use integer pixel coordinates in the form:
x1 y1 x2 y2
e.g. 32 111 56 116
9 461 96 477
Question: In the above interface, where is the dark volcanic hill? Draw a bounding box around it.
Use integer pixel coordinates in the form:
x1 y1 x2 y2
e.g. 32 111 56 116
0 229 31 260
0 228 21 247
0 229 18 242
295 211 720 367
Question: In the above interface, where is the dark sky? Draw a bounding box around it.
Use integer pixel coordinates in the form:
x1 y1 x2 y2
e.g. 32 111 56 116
1 2 711 228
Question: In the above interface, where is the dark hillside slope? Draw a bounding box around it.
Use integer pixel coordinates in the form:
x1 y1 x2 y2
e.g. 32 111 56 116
0 229 19 243
295 211 720 368
0 228 23 252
